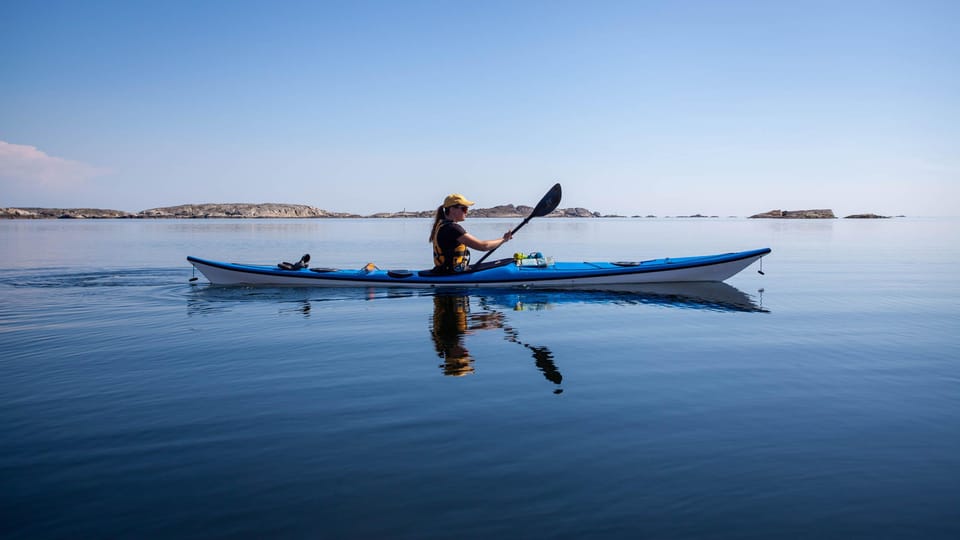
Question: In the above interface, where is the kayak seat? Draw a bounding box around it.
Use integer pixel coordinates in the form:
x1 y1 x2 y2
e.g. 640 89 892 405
612 261 642 267
309 267 338 273
387 270 414 278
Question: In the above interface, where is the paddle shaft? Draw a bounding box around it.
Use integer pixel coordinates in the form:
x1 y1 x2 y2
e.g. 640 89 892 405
470 183 561 267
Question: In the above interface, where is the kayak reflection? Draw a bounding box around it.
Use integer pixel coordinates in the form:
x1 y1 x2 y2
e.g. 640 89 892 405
478 282 767 313
187 280 764 315
430 293 564 391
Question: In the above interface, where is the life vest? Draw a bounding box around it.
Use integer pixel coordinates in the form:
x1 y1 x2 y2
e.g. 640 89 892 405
432 220 471 272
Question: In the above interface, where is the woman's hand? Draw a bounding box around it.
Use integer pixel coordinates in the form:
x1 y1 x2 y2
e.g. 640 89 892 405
459 231 512 251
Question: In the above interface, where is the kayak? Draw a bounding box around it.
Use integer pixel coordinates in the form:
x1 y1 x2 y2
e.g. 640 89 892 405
186 247 770 288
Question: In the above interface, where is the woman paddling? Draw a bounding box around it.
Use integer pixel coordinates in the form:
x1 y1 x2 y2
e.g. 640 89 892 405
429 194 513 273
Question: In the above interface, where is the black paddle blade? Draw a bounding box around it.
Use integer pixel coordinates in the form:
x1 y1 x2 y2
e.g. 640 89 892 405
472 183 563 267
531 183 562 217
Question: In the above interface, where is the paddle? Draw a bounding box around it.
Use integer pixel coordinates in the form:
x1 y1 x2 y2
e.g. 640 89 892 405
473 183 562 266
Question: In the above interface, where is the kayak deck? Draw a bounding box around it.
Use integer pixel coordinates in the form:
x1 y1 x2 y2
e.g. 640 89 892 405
187 247 771 288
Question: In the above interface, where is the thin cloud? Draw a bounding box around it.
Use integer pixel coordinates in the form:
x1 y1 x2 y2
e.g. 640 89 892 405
0 140 108 189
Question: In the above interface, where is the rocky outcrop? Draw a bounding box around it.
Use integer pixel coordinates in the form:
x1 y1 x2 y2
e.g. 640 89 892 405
367 210 434 218
0 208 42 218
468 204 529 218
137 203 360 218
368 205 599 218
2 204 895 220
749 209 836 219
2 203 601 219
553 207 599 218
0 207 135 219
844 213 890 219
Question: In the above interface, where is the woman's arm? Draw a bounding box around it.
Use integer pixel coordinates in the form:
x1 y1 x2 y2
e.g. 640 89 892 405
458 231 513 252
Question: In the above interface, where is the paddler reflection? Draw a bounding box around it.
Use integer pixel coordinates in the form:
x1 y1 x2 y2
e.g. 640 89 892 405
430 294 494 376
430 293 563 392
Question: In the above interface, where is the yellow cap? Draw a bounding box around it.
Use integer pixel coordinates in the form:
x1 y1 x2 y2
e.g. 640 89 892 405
443 193 475 208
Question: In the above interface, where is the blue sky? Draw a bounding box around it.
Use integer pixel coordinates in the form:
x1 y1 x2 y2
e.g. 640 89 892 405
2 0 957 216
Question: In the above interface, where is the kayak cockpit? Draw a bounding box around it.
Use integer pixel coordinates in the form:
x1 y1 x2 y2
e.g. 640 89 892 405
416 257 515 278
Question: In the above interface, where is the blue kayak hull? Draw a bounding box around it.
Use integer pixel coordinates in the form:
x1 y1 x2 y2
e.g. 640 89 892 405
187 248 770 287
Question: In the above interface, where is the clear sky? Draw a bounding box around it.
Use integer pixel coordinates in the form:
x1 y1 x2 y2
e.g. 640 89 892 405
1 0 957 216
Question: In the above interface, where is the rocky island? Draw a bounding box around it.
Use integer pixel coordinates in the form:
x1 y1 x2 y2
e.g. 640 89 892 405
843 213 891 219
1 204 894 220
1 203 601 219
748 209 893 219
0 207 137 219
138 203 356 219
749 209 837 219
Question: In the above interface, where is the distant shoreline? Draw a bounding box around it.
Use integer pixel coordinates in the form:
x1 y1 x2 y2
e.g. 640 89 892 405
1 204 896 220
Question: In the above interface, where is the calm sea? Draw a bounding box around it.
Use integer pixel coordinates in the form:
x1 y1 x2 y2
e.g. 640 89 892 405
2 217 959 539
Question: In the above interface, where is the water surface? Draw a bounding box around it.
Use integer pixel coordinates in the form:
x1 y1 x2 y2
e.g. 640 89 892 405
2 218 958 539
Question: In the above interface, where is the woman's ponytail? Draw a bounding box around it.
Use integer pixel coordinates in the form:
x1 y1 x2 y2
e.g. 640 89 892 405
428 205 446 242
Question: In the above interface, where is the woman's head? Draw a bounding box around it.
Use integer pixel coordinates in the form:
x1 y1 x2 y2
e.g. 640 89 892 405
430 193 475 241
442 193 474 222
